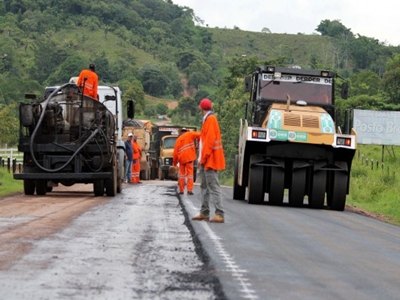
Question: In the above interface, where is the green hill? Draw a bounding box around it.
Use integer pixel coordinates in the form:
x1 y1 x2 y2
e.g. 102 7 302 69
209 28 335 68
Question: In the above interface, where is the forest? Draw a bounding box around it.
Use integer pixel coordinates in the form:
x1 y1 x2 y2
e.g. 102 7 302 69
1 0 400 177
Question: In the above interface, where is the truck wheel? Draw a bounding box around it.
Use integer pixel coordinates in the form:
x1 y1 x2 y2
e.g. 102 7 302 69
308 170 327 209
268 167 284 205
35 180 47 196
233 155 245 200
24 179 35 195
328 172 347 211
247 156 264 204
94 180 104 196
288 169 306 207
105 162 118 196
105 175 117 197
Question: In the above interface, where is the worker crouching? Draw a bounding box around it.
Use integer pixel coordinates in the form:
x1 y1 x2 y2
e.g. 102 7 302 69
173 128 200 195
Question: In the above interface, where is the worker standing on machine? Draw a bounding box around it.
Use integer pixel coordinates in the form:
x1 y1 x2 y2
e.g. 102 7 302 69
77 63 99 100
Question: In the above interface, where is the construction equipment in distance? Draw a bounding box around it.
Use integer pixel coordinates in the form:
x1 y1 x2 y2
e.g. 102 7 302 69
234 66 356 210
149 125 197 180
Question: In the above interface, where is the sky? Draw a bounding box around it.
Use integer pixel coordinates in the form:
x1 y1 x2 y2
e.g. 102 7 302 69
172 0 400 46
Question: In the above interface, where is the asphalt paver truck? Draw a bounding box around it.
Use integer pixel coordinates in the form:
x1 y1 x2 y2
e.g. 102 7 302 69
14 83 126 196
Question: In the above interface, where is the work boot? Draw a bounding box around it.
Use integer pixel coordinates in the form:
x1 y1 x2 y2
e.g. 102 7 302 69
187 191 194 195
209 214 224 223
192 214 209 221
179 191 184 195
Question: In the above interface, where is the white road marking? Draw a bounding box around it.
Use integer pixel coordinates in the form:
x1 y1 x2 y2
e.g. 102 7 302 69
186 200 259 300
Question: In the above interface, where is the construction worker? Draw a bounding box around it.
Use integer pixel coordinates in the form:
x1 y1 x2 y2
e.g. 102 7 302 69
173 128 200 195
124 133 134 183
131 135 142 184
192 98 226 223
77 63 99 100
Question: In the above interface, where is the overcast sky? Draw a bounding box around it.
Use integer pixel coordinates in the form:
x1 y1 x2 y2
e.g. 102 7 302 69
172 0 400 46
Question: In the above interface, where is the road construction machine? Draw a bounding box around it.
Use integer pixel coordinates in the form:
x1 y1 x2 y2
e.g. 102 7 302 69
14 82 126 196
122 119 152 180
234 66 356 210
149 125 197 180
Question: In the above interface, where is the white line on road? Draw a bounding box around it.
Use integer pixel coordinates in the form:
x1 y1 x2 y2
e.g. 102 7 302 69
185 200 259 300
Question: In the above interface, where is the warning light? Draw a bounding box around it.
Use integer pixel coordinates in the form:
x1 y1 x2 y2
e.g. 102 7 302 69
337 137 352 146
252 130 267 140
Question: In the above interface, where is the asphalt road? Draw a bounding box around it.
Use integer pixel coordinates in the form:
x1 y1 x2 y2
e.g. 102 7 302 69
0 182 220 300
182 185 400 300
1 181 399 300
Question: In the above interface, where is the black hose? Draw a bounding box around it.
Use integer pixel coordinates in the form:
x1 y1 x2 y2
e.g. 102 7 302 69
29 84 103 173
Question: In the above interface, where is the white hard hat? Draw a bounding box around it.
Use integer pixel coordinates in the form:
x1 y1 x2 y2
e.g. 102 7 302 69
128 133 133 137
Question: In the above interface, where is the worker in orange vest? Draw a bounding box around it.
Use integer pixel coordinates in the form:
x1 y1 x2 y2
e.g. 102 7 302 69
192 98 225 223
131 135 142 184
77 64 99 100
173 128 200 195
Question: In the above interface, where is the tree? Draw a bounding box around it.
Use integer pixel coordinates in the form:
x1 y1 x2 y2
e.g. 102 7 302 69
138 65 169 97
31 39 68 84
261 27 271 34
45 55 85 85
382 54 400 104
350 35 383 70
170 96 199 125
177 51 197 70
0 103 19 146
316 19 353 39
187 59 212 89
120 79 145 116
155 103 168 115
349 70 381 96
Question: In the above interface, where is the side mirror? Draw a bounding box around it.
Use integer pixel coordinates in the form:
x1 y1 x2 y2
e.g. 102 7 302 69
341 82 349 99
244 76 252 92
127 100 135 119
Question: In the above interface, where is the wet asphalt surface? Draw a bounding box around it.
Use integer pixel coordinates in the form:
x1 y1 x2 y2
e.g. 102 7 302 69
0 181 225 300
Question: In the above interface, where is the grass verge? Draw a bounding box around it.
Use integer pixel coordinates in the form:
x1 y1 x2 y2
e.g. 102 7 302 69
348 144 400 225
0 168 22 197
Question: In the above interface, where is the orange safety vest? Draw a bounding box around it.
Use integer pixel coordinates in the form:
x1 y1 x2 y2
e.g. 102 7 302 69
77 69 99 100
199 113 225 171
132 141 142 161
173 131 200 165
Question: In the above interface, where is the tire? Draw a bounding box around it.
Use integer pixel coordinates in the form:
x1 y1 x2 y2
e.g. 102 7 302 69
105 156 118 196
268 167 285 205
288 168 306 207
24 179 35 195
35 180 47 196
308 170 327 209
247 156 264 204
328 171 347 211
105 172 117 197
233 155 246 200
94 180 104 197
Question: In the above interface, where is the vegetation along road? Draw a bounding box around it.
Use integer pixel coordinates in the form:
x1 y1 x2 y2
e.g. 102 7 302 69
0 180 399 300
